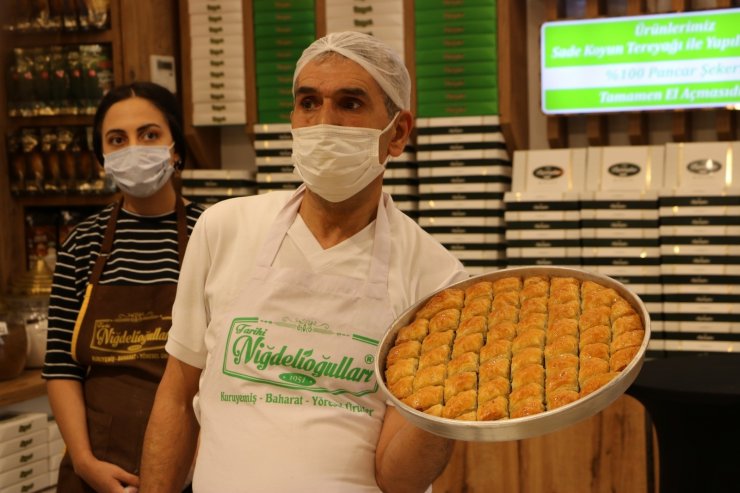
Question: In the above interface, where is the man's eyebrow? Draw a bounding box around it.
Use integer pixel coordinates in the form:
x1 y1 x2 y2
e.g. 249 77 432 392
293 86 369 98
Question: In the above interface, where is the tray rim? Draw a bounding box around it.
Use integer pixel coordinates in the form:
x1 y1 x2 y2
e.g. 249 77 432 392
374 266 651 442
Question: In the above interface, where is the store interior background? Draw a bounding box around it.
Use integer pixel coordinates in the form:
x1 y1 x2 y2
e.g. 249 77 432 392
0 0 738 492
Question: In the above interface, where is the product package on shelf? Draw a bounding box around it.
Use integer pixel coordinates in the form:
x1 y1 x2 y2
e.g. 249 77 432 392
253 1 315 124
181 169 256 207
659 141 740 356
325 0 405 60
253 123 302 194
6 126 110 197
189 0 246 126
581 145 665 356
416 116 511 276
47 420 63 489
0 413 51 493
504 148 586 268
414 2 499 119
383 145 419 220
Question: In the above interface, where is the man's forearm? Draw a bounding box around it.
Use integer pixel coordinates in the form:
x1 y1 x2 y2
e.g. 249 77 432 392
376 408 454 493
140 358 201 493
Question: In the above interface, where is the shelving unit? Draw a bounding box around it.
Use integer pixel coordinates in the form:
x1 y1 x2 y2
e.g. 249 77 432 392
0 0 183 291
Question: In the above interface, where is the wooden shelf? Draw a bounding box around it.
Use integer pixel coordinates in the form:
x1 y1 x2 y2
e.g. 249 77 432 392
15 193 119 208
0 369 46 408
7 28 115 47
7 115 95 130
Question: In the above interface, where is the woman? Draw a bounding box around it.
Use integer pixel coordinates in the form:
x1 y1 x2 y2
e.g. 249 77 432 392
42 82 205 493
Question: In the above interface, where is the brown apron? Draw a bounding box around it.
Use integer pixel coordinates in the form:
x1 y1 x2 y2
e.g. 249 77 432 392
57 199 188 492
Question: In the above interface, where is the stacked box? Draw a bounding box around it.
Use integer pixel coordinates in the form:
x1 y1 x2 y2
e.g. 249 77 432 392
189 0 247 126
659 142 740 355
253 1 315 123
504 148 586 268
325 0 405 60
181 169 256 207
582 145 665 357
415 0 499 118
384 145 419 220
47 420 63 489
417 116 510 276
253 123 302 193
0 414 51 493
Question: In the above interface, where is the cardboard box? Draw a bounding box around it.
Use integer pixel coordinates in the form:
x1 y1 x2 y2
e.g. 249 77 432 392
418 164 510 178
188 0 242 15
0 444 49 473
253 0 314 12
585 145 665 192
190 35 245 59
2 471 50 493
415 6 496 25
0 415 48 444
415 19 496 38
418 215 505 228
511 148 587 194
192 102 246 126
664 141 740 193
253 9 315 25
416 101 499 118
190 14 243 37
0 430 46 460
0 458 49 489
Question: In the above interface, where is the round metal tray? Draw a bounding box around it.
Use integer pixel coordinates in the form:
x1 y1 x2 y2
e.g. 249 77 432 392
375 266 651 442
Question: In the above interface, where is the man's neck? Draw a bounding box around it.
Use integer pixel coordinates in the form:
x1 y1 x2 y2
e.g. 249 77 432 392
298 182 382 249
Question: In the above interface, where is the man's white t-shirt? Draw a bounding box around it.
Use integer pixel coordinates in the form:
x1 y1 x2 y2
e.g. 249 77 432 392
167 191 468 369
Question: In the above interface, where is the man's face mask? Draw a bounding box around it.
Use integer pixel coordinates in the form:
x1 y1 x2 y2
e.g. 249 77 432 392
104 144 175 198
291 114 399 203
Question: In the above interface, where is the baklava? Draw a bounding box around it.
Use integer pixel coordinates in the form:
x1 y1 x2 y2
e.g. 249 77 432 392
384 275 645 421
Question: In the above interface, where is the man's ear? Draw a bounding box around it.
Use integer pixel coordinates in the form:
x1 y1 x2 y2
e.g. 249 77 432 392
387 110 414 158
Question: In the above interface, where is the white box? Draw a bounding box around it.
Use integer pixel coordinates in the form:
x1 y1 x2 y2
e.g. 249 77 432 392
0 430 46 460
0 444 49 473
511 148 587 194
0 415 48 443
188 0 242 14
0 458 49 488
192 102 246 126
190 14 243 37
192 77 245 94
418 182 509 194
586 145 665 192
664 141 740 193
2 471 51 493
191 37 244 59
417 148 510 162
418 216 504 228
417 164 510 178
417 132 506 146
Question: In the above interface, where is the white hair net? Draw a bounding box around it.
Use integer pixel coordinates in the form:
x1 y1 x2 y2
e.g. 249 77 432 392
293 31 411 111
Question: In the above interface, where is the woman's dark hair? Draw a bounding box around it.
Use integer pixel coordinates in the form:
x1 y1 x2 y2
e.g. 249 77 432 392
92 81 186 169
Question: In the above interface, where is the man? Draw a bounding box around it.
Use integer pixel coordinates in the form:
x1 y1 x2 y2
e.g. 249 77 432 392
140 31 468 492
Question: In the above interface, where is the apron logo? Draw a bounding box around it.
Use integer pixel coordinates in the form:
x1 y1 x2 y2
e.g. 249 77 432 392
222 317 379 397
90 319 168 355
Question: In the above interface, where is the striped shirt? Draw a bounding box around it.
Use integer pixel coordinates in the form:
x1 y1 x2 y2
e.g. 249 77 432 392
42 202 205 381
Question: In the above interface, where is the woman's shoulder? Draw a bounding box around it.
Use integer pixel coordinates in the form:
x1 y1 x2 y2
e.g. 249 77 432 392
61 203 117 247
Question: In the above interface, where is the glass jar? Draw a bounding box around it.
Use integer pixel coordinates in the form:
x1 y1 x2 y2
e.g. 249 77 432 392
0 297 28 380
4 256 54 373
5 294 50 369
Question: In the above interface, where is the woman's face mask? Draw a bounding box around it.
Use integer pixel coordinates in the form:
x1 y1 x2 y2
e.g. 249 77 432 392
291 114 399 203
103 144 175 198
